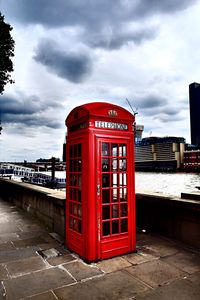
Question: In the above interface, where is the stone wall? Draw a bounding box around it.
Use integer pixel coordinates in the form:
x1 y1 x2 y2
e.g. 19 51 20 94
0 179 65 237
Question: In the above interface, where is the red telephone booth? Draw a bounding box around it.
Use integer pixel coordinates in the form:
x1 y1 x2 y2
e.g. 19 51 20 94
65 102 136 262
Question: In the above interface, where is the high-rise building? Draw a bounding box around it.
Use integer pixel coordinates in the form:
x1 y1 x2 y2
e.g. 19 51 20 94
189 82 200 146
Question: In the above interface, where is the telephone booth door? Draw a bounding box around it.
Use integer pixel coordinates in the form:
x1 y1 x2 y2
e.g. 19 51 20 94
96 139 135 259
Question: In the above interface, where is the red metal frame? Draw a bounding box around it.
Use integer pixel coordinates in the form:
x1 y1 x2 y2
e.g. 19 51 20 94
65 102 136 262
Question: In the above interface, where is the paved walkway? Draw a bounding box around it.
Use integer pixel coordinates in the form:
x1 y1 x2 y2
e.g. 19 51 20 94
0 198 200 300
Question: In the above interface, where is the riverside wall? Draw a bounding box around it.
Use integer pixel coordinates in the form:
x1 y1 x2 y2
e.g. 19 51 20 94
0 179 199 249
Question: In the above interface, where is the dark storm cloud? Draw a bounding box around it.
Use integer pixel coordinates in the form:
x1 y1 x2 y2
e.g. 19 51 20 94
34 40 93 83
134 95 168 110
2 0 198 50
2 0 197 27
0 93 62 129
84 26 157 50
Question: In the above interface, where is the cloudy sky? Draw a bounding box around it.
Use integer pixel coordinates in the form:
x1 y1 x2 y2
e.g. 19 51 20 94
0 0 200 162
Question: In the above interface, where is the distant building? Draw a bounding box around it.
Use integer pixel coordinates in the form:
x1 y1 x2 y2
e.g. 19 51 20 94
135 125 144 142
189 82 200 146
183 150 200 171
135 136 185 171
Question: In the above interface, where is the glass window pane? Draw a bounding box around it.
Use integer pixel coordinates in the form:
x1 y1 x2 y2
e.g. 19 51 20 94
112 159 117 171
73 218 77 231
102 189 110 204
119 159 126 171
73 203 77 216
78 190 82 202
120 173 127 186
77 205 82 218
78 144 82 157
119 144 126 157
112 220 119 234
70 145 73 158
74 189 77 201
112 204 118 218
103 222 110 236
69 202 73 214
102 143 109 156
78 175 82 187
112 174 117 187
78 220 82 233
74 144 78 157
111 144 118 156
102 158 110 172
78 159 82 171
69 188 73 200
120 203 128 217
69 217 73 229
120 219 128 233
112 189 118 202
102 205 110 220
120 188 127 202
102 174 110 187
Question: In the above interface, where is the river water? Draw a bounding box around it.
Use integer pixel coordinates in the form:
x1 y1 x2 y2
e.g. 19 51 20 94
135 172 200 197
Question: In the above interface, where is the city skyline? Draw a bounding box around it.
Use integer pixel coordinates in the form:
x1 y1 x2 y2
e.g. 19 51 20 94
1 0 200 161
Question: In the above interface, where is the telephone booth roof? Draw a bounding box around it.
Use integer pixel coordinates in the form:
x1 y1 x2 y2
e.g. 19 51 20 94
66 102 134 127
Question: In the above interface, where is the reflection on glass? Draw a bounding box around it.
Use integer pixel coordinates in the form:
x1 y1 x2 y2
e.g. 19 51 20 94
119 144 126 157
120 219 128 232
112 220 119 234
78 175 82 187
102 174 110 187
78 160 82 171
73 203 77 215
112 159 117 171
102 143 109 156
74 145 77 157
112 189 118 202
112 204 118 218
103 222 110 236
120 188 127 201
120 173 127 186
111 144 118 156
119 159 126 171
120 203 127 217
102 205 110 220
102 158 109 172
102 189 110 203
70 188 73 200
112 174 117 187
78 205 82 217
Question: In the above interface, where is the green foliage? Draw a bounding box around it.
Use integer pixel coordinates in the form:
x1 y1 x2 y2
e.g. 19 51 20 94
0 11 15 94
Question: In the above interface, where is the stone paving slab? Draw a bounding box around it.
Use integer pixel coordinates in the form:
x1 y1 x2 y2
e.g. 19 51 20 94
0 242 15 251
135 271 200 300
13 236 48 248
4 255 48 277
46 254 76 266
63 261 103 281
3 267 75 300
162 250 200 274
23 290 57 299
0 246 39 264
126 259 187 288
0 232 19 244
0 264 8 280
54 270 150 300
97 256 132 273
124 252 158 265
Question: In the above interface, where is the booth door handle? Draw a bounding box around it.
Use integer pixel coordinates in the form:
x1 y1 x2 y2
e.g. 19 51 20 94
97 184 101 196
